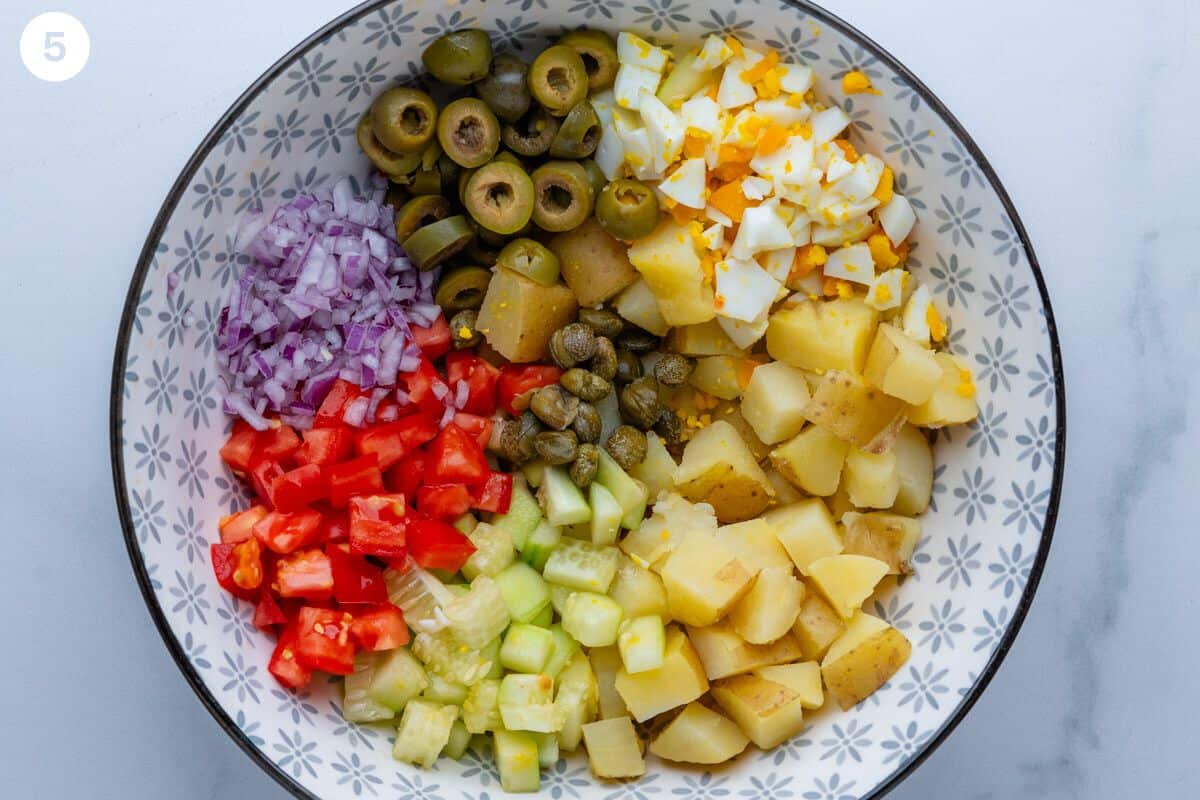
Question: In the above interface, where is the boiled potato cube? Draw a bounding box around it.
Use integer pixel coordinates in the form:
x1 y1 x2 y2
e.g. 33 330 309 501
614 278 670 336
717 518 793 572
589 645 629 719
674 420 773 522
826 484 856 519
686 620 805 680
843 448 900 508
477 268 578 363
792 588 846 661
713 400 772 461
649 701 749 764
660 531 754 626
728 566 804 644
711 673 806 749
821 611 912 709
770 425 850 496
807 554 889 619
764 499 843 573
620 492 717 571
668 320 746 356
549 217 638 306
689 356 750 400
890 424 934 515
755 662 824 709
582 717 645 778
630 431 677 500
766 298 879 373
613 627 709 721
864 323 942 404
628 219 715 326
842 512 922 575
803 370 908 453
765 469 805 505
609 554 670 619
740 361 813 444
907 352 980 427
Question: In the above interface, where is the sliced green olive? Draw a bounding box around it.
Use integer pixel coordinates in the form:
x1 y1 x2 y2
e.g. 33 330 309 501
596 179 660 241
422 29 493 86
402 215 475 271
385 181 410 210
476 53 532 122
579 159 606 202
371 87 438 154
408 167 442 196
437 154 461 196
464 237 501 268
558 29 619 92
496 238 560 286
463 160 535 236
549 101 602 159
437 97 501 168
501 106 560 157
528 45 589 116
358 114 423 176
394 195 452 243
531 161 594 232
436 266 492 312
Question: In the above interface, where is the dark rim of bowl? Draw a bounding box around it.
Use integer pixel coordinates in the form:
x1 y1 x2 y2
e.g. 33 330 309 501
109 1 1066 798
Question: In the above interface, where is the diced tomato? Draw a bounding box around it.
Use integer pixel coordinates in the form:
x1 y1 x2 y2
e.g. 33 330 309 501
268 622 312 690
406 516 477 572
219 420 260 474
401 358 449 418
411 314 452 361
269 464 326 512
328 543 389 605
446 352 501 416
327 455 384 508
315 379 365 428
210 538 264 600
252 509 324 554
297 426 353 466
354 413 439 471
274 549 334 600
294 607 356 675
385 449 427 499
254 424 302 466
497 365 563 415
250 460 285 507
417 483 474 521
218 505 268 544
473 471 514 514
348 494 410 559
426 423 489 486
351 605 410 651
320 509 350 543
253 588 288 631
453 412 495 450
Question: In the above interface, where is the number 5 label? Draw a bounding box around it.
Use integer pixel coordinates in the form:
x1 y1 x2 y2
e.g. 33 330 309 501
20 12 89 82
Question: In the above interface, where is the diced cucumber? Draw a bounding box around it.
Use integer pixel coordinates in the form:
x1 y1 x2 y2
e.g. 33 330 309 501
494 729 541 792
461 522 516 581
522 459 548 488
461 678 502 734
538 466 592 526
499 673 563 733
421 672 469 706
563 522 592 540
589 482 623 546
453 513 478 535
530 603 554 628
617 615 666 674
392 700 458 768
366 647 430 711
501 623 555 673
556 651 600 751
444 575 511 648
442 719 472 760
562 592 625 647
495 562 552 623
385 559 456 632
445 583 470 597
343 653 396 723
480 636 504 679
521 520 562 571
657 51 715 108
411 629 492 685
492 479 542 550
533 731 560 767
595 450 650 529
548 583 576 617
543 539 620 594
542 624 581 680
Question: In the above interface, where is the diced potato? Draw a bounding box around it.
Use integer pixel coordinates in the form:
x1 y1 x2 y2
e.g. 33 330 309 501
649 701 750 764
477 268 578 363
907 352 980 427
660 531 755 626
802 370 908 453
668 319 747 356
766 298 880 373
807 554 889 619
630 431 677 500
627 219 716 326
717 518 793 573
821 611 912 709
792 588 846 661
686 620 804 680
826 483 856 519
674 420 773 522
728 566 804 644
740 361 813 444
613 627 709 721
619 492 717 571
842 448 900 508
614 278 670 336
713 401 772 461
764 499 843 573
841 512 922 575
582 717 645 779
610 554 670 619
549 217 638 306
770 425 850 496
765 469 805 505
863 323 942 404
589 645 629 719
711 673 806 749
755 662 824 709
890 424 934 515
689 356 750 400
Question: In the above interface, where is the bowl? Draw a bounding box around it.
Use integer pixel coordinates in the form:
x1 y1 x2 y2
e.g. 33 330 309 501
110 1 1065 797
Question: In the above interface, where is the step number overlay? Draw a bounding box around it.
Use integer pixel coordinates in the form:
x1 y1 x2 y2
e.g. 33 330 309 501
20 12 90 82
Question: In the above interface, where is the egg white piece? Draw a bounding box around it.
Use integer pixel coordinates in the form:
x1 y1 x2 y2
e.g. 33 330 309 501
831 154 885 202
705 205 734 226
730 202 795 259
659 157 707 208
750 135 815 184
810 215 875 247
741 176 773 201
823 242 875 286
865 268 906 311
758 246 797 283
721 108 762 147
753 97 811 126
617 32 669 72
901 284 933 345
614 64 662 109
700 222 726 250
824 148 854 183
594 125 627 180
639 91 686 171
790 270 825 298
878 194 916 246
814 192 879 226
614 116 659 180
779 62 815 93
680 95 721 137
715 256 783 322
716 51 763 109
810 106 851 144
718 312 771 349
787 213 812 246
695 34 735 69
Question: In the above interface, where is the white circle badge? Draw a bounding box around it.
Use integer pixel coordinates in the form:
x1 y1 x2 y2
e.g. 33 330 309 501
20 12 90 82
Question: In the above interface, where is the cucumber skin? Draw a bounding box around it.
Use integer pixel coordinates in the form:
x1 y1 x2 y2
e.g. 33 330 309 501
539 466 593 526
492 481 543 550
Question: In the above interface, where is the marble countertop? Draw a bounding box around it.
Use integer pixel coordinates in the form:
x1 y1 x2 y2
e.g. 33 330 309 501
2 0 1196 797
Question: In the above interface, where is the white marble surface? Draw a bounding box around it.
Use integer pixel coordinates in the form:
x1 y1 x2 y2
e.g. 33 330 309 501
1 0 1196 797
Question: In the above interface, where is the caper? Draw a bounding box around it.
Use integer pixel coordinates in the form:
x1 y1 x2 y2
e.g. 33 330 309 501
450 310 482 349
422 29 493 86
529 45 589 116
357 114 423 175
496 238 560 286
515 411 543 462
619 376 664 430
617 327 661 353
614 349 643 384
548 323 595 368
534 430 580 465
578 308 624 338
605 425 648 470
561 368 612 402
437 98 501 168
569 444 600 487
557 29 619 92
530 385 580 430
549 101 602 159
463 160 535 235
572 402 603 444
654 353 695 387
531 161 594 232
394 195 452 242
476 53 532 122
371 87 439 154
436 265 492 312
501 106 560 157
589 336 618 381
654 409 684 446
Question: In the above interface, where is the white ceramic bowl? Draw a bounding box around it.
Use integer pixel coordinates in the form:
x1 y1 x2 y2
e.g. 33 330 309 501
111 2 1065 798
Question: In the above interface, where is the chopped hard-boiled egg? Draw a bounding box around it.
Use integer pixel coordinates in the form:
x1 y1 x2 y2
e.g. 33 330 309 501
730 202 794 259
700 222 725 250
659 157 707 208
749 135 815 183
715 256 782 322
591 89 617 126
866 268 906 311
594 124 627 179
617 32 669 72
741 176 773 201
877 194 916 246
831 154 885 202
640 91 686 170
717 312 770 348
822 242 875 286
810 215 875 247
680 95 721 137
696 34 735 69
614 112 658 180
787 214 812 246
901 284 934 344
716 51 764 109
753 97 811 126
824 147 854 182
758 246 797 284
810 106 851 144
779 62 815 93
614 64 663 109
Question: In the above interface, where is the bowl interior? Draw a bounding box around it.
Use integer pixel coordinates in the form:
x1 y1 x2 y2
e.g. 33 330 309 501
113 1 1062 798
